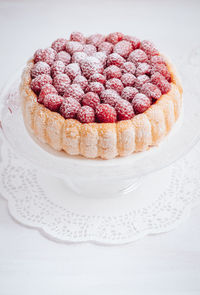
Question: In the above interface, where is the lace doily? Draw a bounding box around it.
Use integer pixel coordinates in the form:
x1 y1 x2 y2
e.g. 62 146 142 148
0 138 200 244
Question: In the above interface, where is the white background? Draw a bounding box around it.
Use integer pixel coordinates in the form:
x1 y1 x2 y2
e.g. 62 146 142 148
0 0 200 294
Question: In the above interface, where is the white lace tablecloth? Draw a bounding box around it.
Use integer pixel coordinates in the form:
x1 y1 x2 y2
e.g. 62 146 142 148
1 0 200 294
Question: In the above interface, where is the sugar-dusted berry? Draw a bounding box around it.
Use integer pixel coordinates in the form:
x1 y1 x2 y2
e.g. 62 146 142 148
121 73 136 87
38 84 57 103
31 74 52 94
106 32 124 45
104 65 122 79
51 60 65 77
140 82 161 100
73 75 88 90
121 62 136 75
132 93 151 114
60 97 81 119
53 73 71 95
135 74 150 90
82 92 100 109
70 32 86 44
63 84 84 102
106 78 124 94
100 89 121 107
151 72 171 94
135 62 151 76
65 41 83 55
34 48 56 66
77 106 95 123
86 34 105 47
89 73 106 84
128 49 148 65
121 87 138 102
51 38 67 52
92 52 107 67
107 53 125 67
81 56 103 78
123 35 140 49
115 100 135 120
150 55 166 65
65 63 81 80
55 51 71 65
43 94 63 111
98 42 113 55
87 82 105 95
113 40 133 58
151 63 171 81
83 44 97 56
140 40 159 58
96 103 117 123
31 61 51 78
71 52 87 64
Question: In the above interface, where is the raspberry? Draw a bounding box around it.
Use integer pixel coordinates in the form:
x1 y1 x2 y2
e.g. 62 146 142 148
115 100 135 121
77 106 95 123
113 40 133 58
38 84 57 104
83 44 97 56
98 42 113 55
51 60 65 77
31 74 52 94
96 104 117 123
82 92 100 109
121 87 138 102
106 78 124 94
63 84 84 102
70 31 86 44
140 82 161 100
86 34 105 47
132 93 151 114
151 63 171 81
71 52 87 64
53 73 71 95
87 82 105 95
92 52 107 67
55 51 71 65
43 94 63 111
60 97 81 119
106 32 124 45
100 89 121 107
34 48 56 66
128 49 148 65
121 73 136 87
135 62 151 76
31 61 51 78
65 63 81 80
51 38 67 52
73 75 88 90
81 56 103 79
121 62 136 75
107 53 125 67
151 72 171 94
123 35 140 49
140 40 159 58
135 75 150 90
89 73 106 84
65 41 83 55
103 65 122 79
150 55 166 65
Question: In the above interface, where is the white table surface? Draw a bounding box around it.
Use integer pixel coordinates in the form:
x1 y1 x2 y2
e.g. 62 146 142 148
0 0 200 294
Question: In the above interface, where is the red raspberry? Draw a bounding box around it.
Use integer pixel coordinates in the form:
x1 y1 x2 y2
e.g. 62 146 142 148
43 94 63 111
100 89 121 107
63 84 84 102
121 73 136 87
115 100 135 121
82 92 100 110
121 62 136 75
77 106 95 123
89 73 106 84
51 60 65 77
123 35 140 49
53 73 71 95
60 97 81 119
86 34 105 47
31 61 51 78
135 62 151 76
38 84 57 104
96 104 117 123
151 72 171 94
71 52 87 64
34 48 56 66
70 31 86 44
92 52 107 67
65 41 83 55
135 75 150 90
55 51 71 65
87 82 105 95
140 82 161 100
73 75 88 90
103 65 122 79
106 32 124 45
150 55 166 65
151 63 171 81
121 87 138 102
132 93 151 114
107 53 125 67
113 40 133 58
31 74 52 94
65 63 81 80
106 78 124 94
140 40 159 58
81 56 103 78
98 42 113 55
128 49 148 65
83 44 97 56
51 38 67 52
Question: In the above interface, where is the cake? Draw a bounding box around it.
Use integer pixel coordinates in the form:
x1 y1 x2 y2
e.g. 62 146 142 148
20 32 182 159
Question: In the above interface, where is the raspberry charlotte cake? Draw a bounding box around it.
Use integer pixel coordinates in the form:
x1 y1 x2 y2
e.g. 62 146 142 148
20 32 182 160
